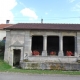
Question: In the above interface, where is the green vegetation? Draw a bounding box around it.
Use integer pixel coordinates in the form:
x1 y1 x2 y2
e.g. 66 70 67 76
0 38 11 71
0 47 80 75
7 69 80 75
0 37 80 75
0 40 5 53
0 53 11 71
0 53 80 75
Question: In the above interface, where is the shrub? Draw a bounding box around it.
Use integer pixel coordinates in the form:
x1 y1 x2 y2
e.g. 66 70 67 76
50 51 56 55
0 40 5 53
32 50 40 55
66 51 73 56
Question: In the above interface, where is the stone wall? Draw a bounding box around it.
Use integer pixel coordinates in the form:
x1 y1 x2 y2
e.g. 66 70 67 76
10 30 25 45
20 61 80 70
24 31 32 57
4 30 25 65
28 56 77 63
4 30 80 66
4 30 11 63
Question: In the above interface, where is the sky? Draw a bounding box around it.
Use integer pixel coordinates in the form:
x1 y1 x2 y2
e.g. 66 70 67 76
0 0 80 24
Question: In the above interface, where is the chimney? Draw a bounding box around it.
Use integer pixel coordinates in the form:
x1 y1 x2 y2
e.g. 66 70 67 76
41 19 43 23
6 20 10 24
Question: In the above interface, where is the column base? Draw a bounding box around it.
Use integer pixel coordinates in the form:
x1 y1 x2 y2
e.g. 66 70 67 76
77 57 80 62
75 52 78 57
27 51 32 56
58 51 64 56
42 51 47 56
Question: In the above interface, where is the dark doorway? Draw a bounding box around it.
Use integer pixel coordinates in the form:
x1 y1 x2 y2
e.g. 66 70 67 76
63 36 75 56
13 49 21 66
32 36 43 55
47 36 59 55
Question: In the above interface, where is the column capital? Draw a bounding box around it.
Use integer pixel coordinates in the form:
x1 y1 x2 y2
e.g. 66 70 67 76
43 35 47 37
29 34 32 37
59 34 63 37
6 30 10 32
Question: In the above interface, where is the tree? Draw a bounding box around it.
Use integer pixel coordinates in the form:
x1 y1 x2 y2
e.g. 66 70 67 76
0 37 6 53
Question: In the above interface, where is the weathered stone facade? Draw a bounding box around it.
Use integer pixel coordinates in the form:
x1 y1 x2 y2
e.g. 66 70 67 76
4 30 80 66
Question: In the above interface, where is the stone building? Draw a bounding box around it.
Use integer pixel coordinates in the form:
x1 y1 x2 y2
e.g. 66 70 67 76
4 23 80 70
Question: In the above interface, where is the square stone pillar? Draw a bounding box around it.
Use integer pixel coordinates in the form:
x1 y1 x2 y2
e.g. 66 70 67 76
28 36 32 56
75 36 78 57
42 36 47 56
58 35 64 56
4 30 11 62
27 36 32 56
24 32 32 58
77 32 80 57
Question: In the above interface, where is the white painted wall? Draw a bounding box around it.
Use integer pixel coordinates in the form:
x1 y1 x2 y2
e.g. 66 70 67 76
0 30 6 41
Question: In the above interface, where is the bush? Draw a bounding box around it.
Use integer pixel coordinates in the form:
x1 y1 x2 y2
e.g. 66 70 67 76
0 40 5 53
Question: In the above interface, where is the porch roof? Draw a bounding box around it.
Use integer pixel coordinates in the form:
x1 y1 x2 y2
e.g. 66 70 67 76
4 23 80 31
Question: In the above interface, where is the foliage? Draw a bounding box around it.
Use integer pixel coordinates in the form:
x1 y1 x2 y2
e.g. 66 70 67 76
0 53 11 71
32 50 40 55
0 40 5 53
0 54 80 75
50 51 56 55
66 51 73 56
0 52 80 75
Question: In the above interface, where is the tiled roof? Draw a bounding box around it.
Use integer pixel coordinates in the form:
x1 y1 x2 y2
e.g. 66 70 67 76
0 24 13 30
4 23 80 31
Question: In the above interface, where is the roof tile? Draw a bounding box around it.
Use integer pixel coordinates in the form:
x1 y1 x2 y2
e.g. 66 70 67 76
0 24 13 30
4 23 80 31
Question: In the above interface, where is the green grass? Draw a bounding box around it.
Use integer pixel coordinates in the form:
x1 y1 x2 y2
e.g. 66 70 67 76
0 52 80 75
0 53 11 71
7 69 80 75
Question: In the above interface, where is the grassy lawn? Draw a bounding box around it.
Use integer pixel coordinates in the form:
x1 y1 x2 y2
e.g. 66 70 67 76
0 53 80 75
0 53 11 71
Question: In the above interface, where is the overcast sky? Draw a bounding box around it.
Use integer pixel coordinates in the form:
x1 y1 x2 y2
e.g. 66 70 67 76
0 0 80 24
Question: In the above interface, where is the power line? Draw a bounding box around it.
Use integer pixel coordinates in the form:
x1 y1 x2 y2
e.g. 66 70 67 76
0 16 79 19
0 16 80 23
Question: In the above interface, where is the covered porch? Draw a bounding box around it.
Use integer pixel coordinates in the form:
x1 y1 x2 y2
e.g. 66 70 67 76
31 35 77 57
22 34 78 70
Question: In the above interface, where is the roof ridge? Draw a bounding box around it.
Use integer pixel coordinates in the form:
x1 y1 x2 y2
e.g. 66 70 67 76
4 23 80 31
17 23 80 25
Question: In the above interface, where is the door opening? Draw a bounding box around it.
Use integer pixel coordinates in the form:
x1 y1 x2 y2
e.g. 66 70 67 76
13 49 21 67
